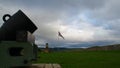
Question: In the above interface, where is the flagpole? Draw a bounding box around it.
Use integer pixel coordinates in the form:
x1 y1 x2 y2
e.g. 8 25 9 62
58 31 59 41
57 21 61 46
57 22 64 40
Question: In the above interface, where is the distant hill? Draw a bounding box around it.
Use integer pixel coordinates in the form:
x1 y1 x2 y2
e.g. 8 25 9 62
38 44 120 52
87 44 120 51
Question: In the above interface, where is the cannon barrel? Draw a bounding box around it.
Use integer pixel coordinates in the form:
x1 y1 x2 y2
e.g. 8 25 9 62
0 10 37 41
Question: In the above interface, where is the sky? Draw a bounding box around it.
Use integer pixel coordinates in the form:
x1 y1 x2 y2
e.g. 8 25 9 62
0 0 120 48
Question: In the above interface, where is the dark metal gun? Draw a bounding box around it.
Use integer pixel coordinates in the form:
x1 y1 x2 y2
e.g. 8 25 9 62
0 10 38 68
0 10 37 41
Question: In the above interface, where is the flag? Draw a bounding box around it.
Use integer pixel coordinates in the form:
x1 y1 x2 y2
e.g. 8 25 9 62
58 31 65 39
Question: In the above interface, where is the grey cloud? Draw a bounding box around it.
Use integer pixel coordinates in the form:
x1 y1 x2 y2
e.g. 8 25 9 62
86 0 120 43
90 0 120 20
0 0 120 47
0 0 106 13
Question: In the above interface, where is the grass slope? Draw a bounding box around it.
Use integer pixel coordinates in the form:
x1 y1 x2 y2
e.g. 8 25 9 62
35 50 120 68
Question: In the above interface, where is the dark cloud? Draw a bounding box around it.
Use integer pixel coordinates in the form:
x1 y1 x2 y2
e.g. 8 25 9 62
90 0 120 20
0 0 120 48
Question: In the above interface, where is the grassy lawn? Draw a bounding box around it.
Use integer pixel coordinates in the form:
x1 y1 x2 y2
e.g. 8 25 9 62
35 50 120 68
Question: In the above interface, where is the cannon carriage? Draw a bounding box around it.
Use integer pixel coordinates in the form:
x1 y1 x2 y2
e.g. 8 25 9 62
0 10 38 68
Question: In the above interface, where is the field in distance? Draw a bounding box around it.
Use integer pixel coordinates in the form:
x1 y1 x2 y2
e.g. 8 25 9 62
35 50 120 68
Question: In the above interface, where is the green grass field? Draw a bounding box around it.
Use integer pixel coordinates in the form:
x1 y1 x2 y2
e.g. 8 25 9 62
35 50 120 68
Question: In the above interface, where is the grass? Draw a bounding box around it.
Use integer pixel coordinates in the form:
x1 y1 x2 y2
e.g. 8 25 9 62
35 50 120 68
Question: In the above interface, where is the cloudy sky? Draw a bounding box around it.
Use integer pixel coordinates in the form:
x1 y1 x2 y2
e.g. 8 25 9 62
0 0 120 48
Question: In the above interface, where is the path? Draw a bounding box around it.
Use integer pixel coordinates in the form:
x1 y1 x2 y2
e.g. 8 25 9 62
31 64 61 68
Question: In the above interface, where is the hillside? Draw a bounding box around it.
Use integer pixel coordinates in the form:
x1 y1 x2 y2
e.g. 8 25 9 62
87 44 120 51
38 44 120 52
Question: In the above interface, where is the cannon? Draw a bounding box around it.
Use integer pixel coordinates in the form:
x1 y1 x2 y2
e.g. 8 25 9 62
0 10 38 68
0 10 37 41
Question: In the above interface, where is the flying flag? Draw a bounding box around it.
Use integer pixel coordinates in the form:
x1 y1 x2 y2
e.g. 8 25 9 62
58 31 65 39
